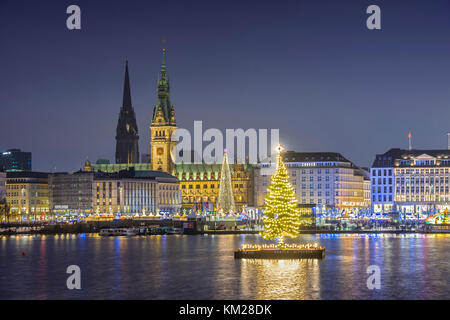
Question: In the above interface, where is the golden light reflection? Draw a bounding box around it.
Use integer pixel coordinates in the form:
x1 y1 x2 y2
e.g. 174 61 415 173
239 258 320 299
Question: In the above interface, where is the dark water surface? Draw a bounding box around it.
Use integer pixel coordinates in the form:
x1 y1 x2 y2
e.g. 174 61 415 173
0 233 448 299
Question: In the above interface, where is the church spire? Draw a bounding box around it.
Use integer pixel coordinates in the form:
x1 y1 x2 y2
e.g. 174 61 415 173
122 59 132 109
115 59 139 164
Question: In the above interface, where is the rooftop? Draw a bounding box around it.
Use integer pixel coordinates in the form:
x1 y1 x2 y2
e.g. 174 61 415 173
6 171 49 179
372 148 450 167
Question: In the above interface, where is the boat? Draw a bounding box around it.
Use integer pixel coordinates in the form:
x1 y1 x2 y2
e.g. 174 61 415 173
425 224 450 233
166 227 183 234
99 228 137 236
125 228 138 236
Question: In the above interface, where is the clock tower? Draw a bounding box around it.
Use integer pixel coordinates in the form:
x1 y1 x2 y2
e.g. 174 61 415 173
150 46 177 173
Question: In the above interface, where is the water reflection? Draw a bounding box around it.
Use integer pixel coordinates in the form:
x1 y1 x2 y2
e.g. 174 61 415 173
240 259 320 299
0 233 448 299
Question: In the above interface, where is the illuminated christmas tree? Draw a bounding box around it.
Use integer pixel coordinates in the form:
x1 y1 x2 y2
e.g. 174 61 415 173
217 150 236 214
261 145 301 247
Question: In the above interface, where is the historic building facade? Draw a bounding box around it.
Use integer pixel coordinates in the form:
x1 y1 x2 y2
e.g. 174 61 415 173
49 167 181 217
115 60 140 164
371 148 450 213
173 162 254 212
363 172 371 208
5 171 50 221
0 170 6 204
254 151 368 210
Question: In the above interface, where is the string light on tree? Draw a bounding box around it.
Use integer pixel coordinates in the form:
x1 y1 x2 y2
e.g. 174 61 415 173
217 149 236 214
260 144 302 248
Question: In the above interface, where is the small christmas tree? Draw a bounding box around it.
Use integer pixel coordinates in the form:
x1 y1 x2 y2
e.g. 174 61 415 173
261 145 301 248
217 150 236 214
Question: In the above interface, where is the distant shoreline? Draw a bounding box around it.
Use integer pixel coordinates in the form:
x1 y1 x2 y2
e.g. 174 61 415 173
1 219 442 236
1 229 442 236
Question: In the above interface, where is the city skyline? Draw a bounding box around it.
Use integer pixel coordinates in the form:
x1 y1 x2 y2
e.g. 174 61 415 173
1 1 450 304
2 0 450 172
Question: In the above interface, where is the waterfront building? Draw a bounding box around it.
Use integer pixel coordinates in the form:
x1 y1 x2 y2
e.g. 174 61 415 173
254 151 368 211
0 170 6 222
370 154 395 213
363 171 371 208
0 149 32 172
371 148 450 214
173 161 254 212
0 170 6 203
5 171 49 221
49 171 94 217
115 60 140 164
49 167 181 217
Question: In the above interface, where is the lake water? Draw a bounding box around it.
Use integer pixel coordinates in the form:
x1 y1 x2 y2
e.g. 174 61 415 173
0 233 449 299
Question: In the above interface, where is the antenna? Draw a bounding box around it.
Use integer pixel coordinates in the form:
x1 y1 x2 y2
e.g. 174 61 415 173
408 132 412 151
447 132 450 150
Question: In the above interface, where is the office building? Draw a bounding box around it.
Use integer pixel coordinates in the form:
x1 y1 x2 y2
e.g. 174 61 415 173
0 149 32 171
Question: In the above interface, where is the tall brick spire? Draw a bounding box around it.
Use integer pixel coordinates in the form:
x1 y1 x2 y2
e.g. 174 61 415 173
115 59 139 164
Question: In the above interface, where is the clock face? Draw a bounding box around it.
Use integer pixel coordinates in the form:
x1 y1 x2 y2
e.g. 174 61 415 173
157 147 164 155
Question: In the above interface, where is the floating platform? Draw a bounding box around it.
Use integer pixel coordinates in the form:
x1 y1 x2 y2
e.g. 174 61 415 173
234 247 325 260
